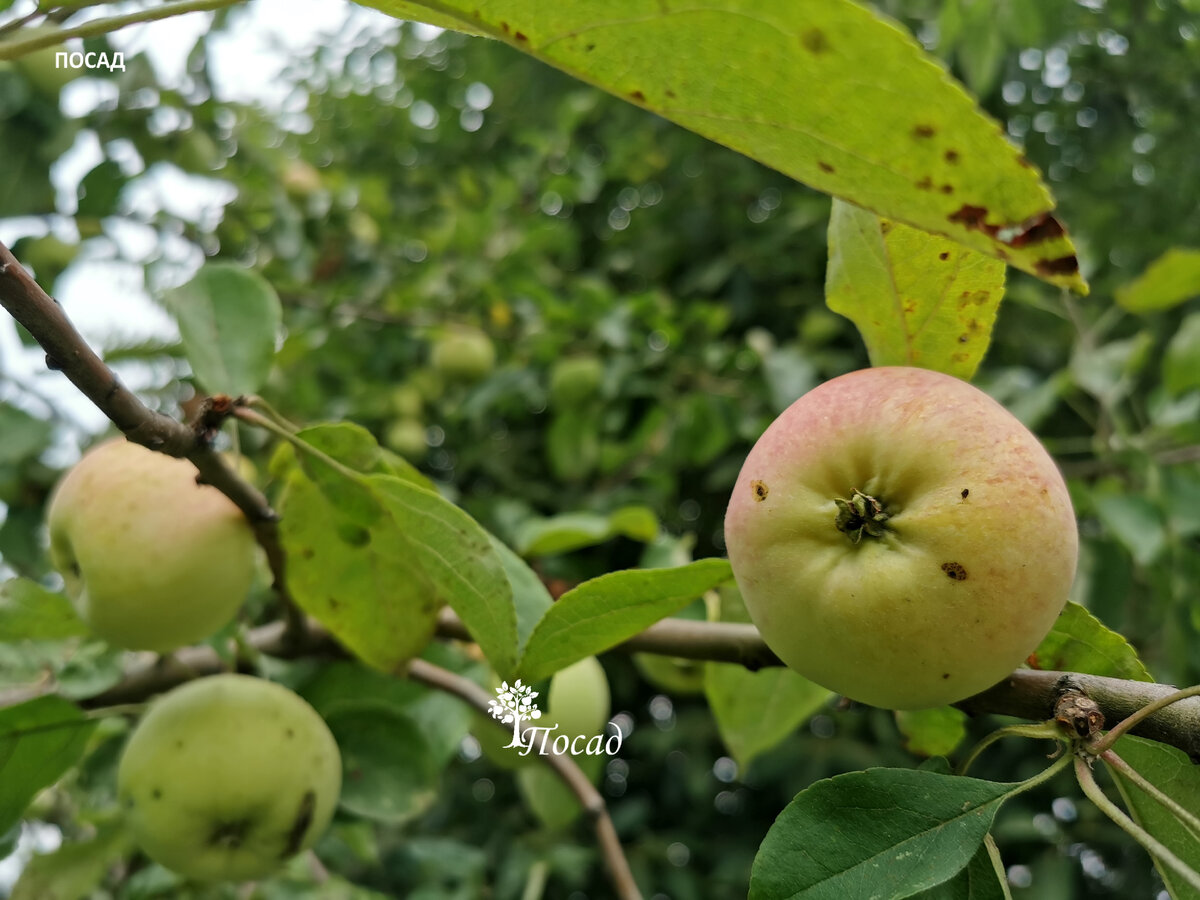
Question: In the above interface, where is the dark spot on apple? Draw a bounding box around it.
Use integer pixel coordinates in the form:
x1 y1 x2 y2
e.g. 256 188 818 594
944 149 960 163
283 791 317 857
209 818 251 850
800 27 828 53
152 788 162 800
751 480 769 502
939 252 950 261
942 673 951 679
1036 255 1079 276
301 547 315 560
961 488 970 499
585 43 595 51
818 160 835 173
174 739 183 749
941 562 968 581
286 728 295 738
913 124 936 139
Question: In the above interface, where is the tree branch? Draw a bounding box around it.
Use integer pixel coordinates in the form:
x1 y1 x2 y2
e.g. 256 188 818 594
0 240 304 645
4 238 1200 764
404 658 644 900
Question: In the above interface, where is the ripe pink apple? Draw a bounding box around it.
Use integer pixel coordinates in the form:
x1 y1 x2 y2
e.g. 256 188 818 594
724 366 1078 710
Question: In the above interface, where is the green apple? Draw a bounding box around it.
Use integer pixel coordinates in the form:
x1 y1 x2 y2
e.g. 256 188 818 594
634 653 706 695
430 327 495 382
384 418 427 462
46 439 258 652
118 674 342 882
724 366 1078 710
548 355 604 407
545 655 611 749
389 384 424 418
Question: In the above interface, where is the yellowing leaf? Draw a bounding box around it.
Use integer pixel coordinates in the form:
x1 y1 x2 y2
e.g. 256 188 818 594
1116 247 1200 312
827 199 1004 379
357 0 1087 291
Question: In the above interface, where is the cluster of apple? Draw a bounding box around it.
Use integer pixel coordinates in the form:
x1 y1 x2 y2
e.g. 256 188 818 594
46 440 341 881
43 364 1076 882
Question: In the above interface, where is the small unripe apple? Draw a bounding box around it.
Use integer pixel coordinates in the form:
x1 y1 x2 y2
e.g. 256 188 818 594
118 674 342 882
548 355 604 407
46 439 258 652
545 656 611 747
384 418 427 462
430 327 495 382
724 366 1078 710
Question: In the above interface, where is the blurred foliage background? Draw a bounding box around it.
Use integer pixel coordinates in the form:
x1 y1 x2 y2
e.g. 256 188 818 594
1 0 1199 897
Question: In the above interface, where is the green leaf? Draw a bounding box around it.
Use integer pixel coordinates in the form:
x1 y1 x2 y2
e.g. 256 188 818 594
75 160 124 219
517 558 732 683
1028 601 1152 681
895 706 970 759
0 580 87 642
325 702 438 824
705 663 831 768
826 199 1005 380
278 474 441 672
489 536 553 659
1164 312 1200 397
1108 736 1200 900
0 697 96 837
11 822 133 900
1093 494 1168 567
749 768 1014 900
0 403 52 465
917 836 1012 900
278 430 516 675
355 0 1086 291
160 263 282 396
515 505 660 557
369 475 518 676
1115 247 1200 312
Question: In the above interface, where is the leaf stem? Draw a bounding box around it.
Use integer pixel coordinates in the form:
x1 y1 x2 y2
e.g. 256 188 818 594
244 394 300 433
233 407 363 483
0 0 244 59
1089 684 1200 754
1100 749 1200 842
957 722 1064 776
1074 755 1200 893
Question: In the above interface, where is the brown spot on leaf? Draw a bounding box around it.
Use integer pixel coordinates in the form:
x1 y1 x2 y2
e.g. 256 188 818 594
751 480 769 502
941 562 968 581
958 334 969 343
666 88 676 98
949 204 991 231
585 43 595 51
1036 255 1079 276
912 124 936 139
630 89 645 102
514 30 528 42
1006 212 1065 248
940 184 955 194
499 20 510 32
902 299 917 314
938 251 950 261
1017 155 1034 168
800 27 828 53
818 160 835 173
944 149 960 164
915 175 933 191
880 221 893 234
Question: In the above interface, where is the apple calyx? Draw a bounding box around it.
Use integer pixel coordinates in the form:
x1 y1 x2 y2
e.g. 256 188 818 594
834 489 890 543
